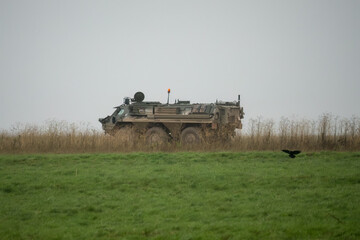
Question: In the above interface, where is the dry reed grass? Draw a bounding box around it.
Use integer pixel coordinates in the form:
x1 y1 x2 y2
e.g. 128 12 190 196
1 113 359 153
238 113 360 151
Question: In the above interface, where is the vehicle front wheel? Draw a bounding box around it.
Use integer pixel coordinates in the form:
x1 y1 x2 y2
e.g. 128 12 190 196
114 125 137 143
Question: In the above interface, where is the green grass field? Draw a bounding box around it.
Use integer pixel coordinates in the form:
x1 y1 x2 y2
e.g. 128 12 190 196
0 152 359 239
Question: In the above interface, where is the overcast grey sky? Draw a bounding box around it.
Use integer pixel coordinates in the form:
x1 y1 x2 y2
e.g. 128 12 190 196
1 0 359 130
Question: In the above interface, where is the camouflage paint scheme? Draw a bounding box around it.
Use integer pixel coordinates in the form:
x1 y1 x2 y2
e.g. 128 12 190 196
99 92 244 143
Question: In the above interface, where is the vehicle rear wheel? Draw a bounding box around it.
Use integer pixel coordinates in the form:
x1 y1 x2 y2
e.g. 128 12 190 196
181 127 203 145
145 127 169 145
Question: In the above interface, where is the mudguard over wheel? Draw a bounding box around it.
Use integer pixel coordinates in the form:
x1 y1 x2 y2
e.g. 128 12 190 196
145 127 169 145
180 127 203 145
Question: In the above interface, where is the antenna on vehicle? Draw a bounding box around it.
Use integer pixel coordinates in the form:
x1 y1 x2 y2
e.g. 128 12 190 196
167 88 171 105
238 95 240 106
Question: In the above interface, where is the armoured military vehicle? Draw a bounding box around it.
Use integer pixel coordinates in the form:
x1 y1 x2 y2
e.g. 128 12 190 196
99 91 244 144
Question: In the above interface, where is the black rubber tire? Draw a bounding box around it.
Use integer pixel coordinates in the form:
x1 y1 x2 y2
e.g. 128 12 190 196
145 127 169 145
114 125 137 142
180 127 202 145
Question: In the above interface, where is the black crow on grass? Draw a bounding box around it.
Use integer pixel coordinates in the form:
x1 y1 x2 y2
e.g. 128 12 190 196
282 150 301 158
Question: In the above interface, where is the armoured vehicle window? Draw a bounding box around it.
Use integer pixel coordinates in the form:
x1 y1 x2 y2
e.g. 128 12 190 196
118 109 125 116
112 108 124 116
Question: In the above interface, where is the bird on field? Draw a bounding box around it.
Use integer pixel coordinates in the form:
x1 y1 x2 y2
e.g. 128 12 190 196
282 150 301 158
